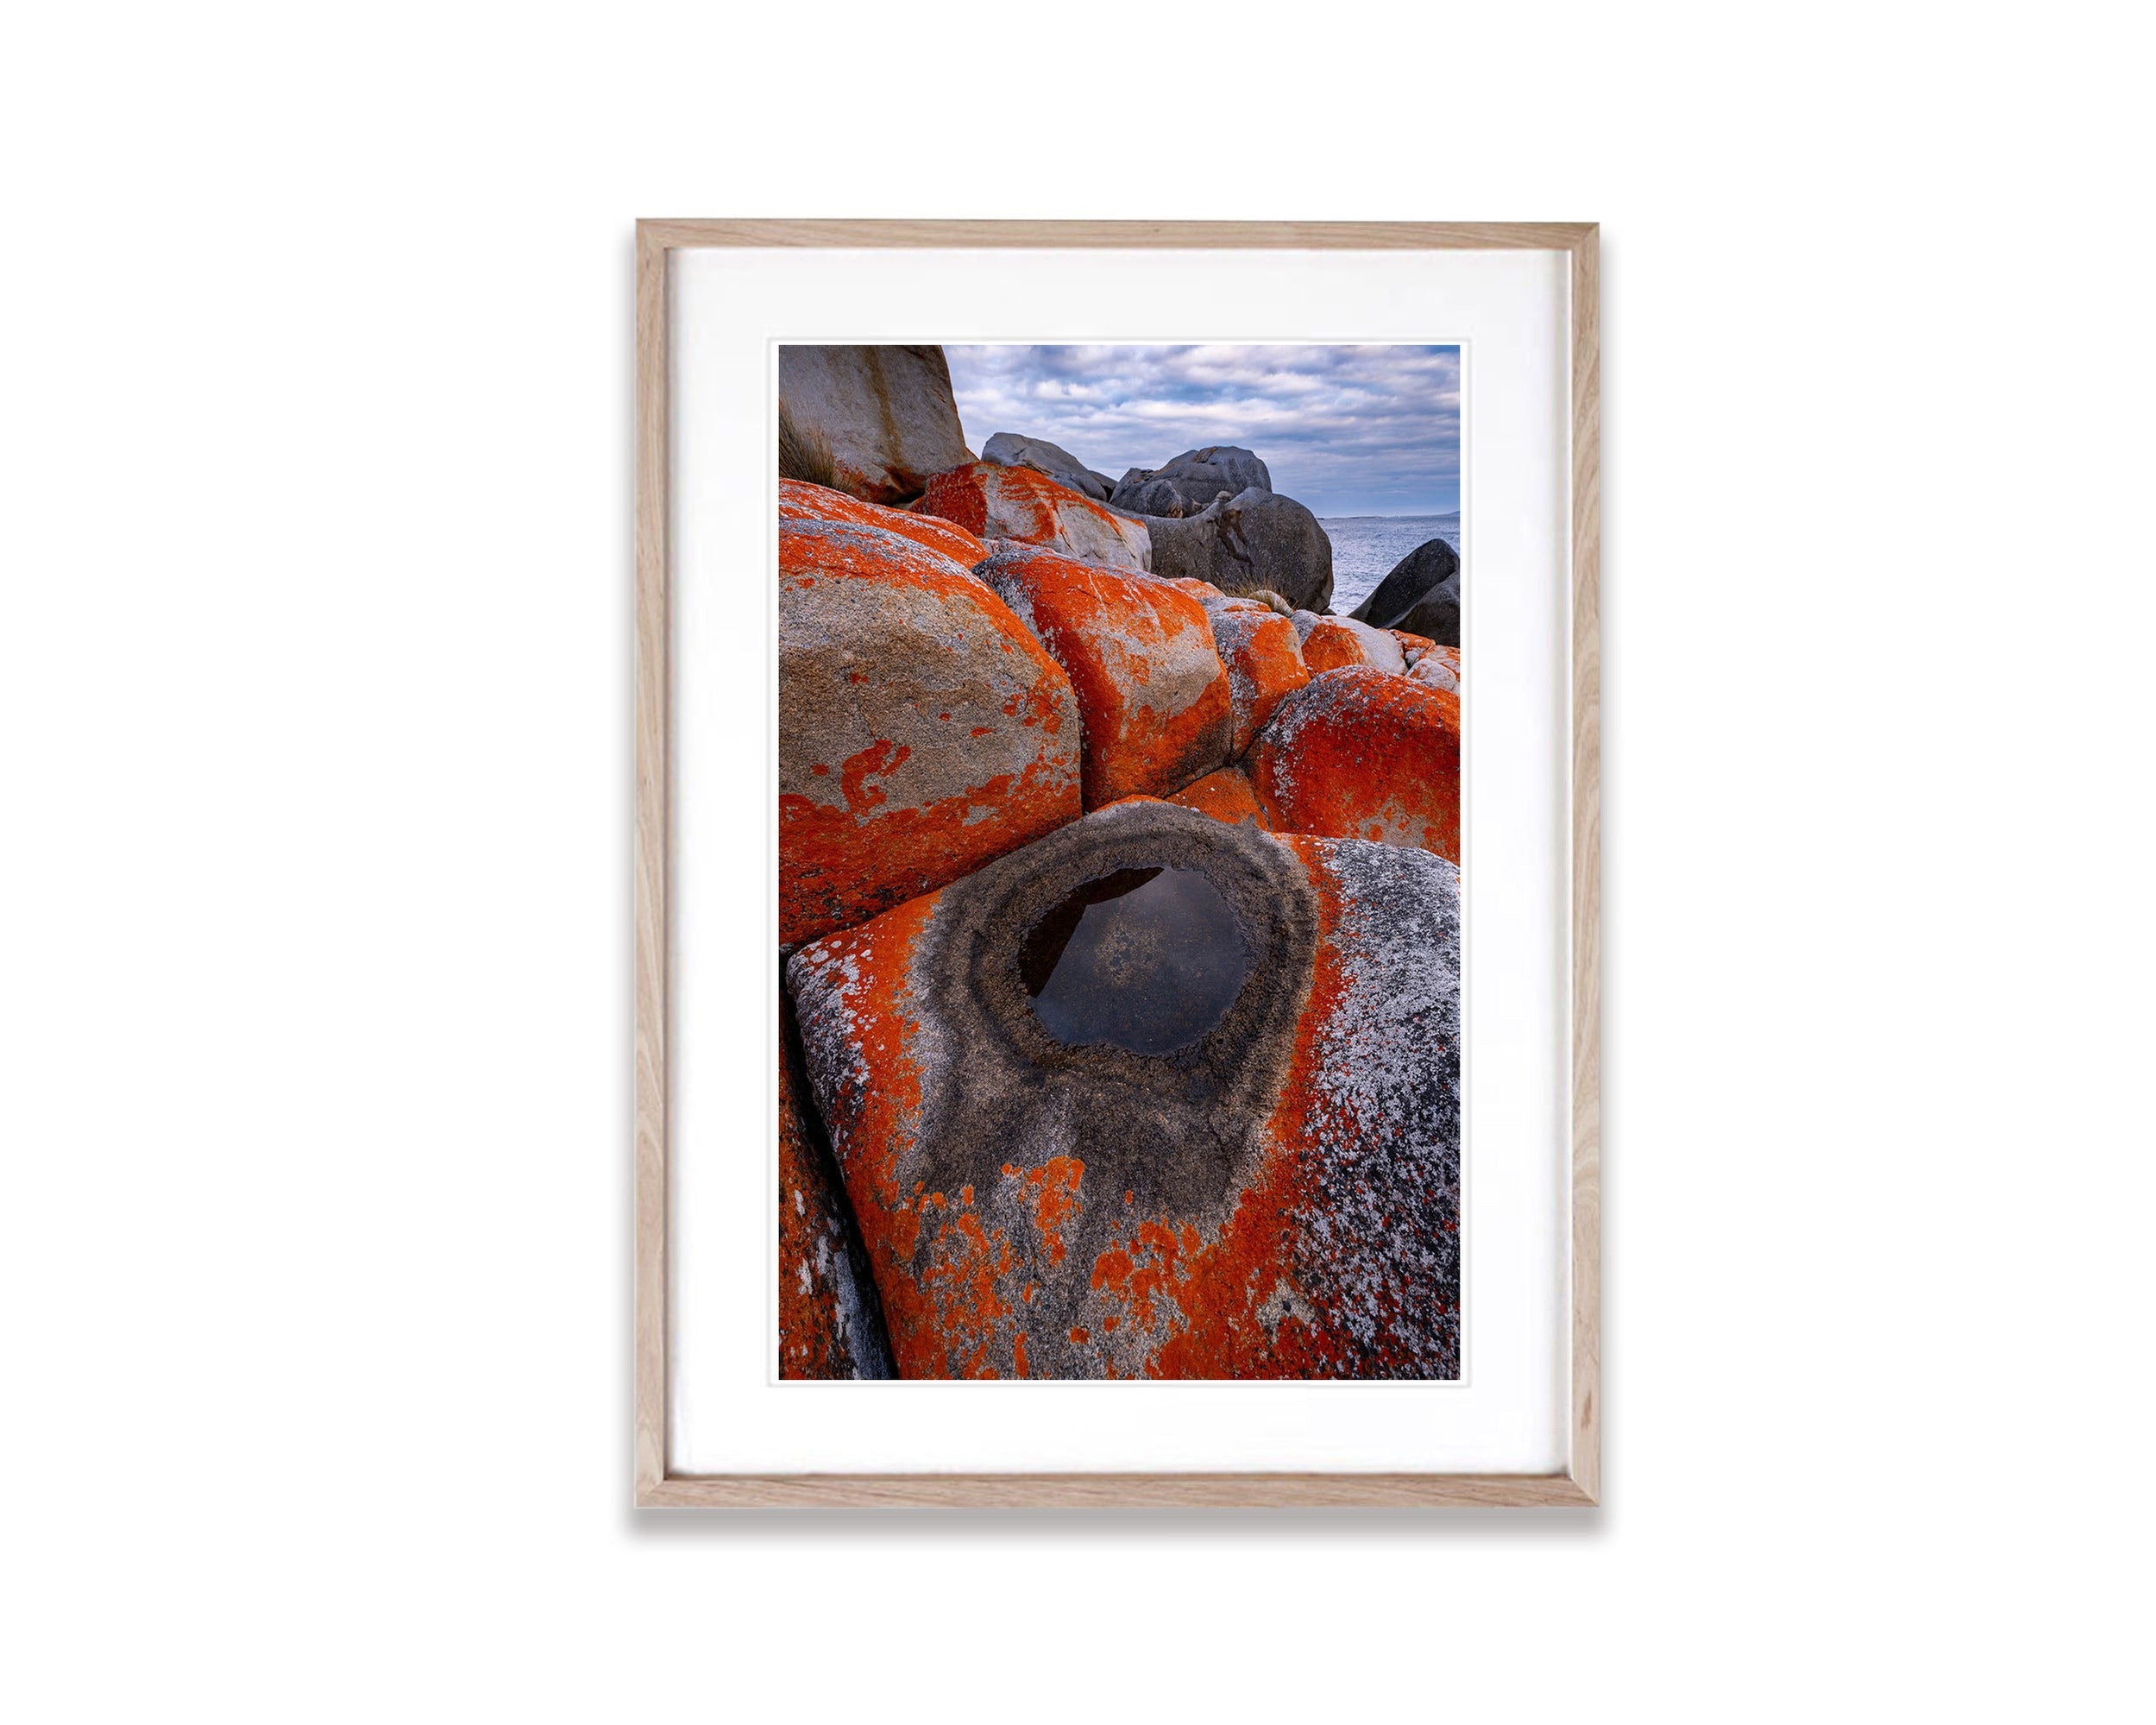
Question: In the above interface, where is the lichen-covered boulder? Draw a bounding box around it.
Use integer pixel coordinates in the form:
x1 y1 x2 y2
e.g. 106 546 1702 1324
980 431 1114 503
917 462 1151 572
1166 765 1272 830
1142 487 1333 613
784 801 1461 1379
977 542 1232 806
777 345 974 506
1248 665 1461 861
779 519 1082 947
1299 614 1406 676
779 1002 894 1379
1348 537 1461 645
1109 446 1273 518
1407 644 1461 693
778 476 986 566
1204 604 1310 755
1390 630 1438 666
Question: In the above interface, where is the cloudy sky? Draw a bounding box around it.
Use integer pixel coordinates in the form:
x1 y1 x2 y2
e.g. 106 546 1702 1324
944 344 1460 518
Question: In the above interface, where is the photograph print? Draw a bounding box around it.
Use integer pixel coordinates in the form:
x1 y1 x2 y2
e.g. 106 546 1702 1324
773 343 1463 1381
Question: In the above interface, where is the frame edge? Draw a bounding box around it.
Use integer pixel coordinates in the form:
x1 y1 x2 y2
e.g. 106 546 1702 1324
1568 225 1603 1506
632 220 1603 1508
633 221 671 1501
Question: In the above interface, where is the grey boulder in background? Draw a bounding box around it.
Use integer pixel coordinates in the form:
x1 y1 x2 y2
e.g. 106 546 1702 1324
1144 485 1334 614
1110 445 1274 518
1348 538 1461 645
978 431 1114 502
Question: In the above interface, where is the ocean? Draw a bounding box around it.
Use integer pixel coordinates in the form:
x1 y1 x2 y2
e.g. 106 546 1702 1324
1319 514 1461 615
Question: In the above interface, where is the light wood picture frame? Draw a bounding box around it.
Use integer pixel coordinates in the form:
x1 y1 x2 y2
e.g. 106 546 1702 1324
635 220 1600 1507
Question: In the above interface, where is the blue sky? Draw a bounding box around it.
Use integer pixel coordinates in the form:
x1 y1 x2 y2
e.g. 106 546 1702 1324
944 344 1460 517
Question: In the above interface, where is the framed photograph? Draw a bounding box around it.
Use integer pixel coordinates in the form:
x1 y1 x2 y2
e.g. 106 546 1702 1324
635 221 1599 1505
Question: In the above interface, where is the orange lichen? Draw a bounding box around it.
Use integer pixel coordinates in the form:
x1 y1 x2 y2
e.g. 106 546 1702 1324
779 476 987 566
1299 617 1373 675
1207 608 1310 754
776 1014 858 1378
1248 667 1461 862
1015 1155 1084 1267
1407 644 1462 694
980 545 1232 806
1166 766 1272 831
778 519 1083 947
783 895 940 1371
915 463 1149 570
787 812 1460 1382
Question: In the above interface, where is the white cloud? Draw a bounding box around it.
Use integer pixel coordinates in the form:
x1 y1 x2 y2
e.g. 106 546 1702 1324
945 344 1461 515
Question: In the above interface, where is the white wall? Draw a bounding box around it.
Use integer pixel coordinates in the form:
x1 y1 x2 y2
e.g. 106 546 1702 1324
3 4 2147 1719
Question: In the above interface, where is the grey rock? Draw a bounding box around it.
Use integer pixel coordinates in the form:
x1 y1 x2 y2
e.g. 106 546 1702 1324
785 801 1461 1380
1331 617 1407 674
1348 537 1461 645
776 345 973 506
979 431 1112 502
1110 445 1273 518
1143 487 1333 613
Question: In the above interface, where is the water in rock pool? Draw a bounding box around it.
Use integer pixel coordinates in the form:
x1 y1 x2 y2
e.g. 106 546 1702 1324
1018 866 1250 1055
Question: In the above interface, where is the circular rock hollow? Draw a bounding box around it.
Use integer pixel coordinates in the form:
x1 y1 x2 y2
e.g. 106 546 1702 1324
906 801 1319 1218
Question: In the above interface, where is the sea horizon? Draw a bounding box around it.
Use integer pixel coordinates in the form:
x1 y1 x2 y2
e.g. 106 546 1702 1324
1317 512 1461 614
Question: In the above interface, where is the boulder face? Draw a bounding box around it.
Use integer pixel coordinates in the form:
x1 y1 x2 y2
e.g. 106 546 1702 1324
917 462 1152 572
1166 765 1272 830
778 476 985 567
783 800 1461 1380
777 345 974 507
1248 665 1462 862
1143 487 1335 613
778 1002 895 1379
1204 603 1311 756
778 519 1083 948
979 431 1113 503
977 542 1232 806
1348 536 1461 645
1300 614 1405 676
1407 644 1461 694
1110 446 1273 518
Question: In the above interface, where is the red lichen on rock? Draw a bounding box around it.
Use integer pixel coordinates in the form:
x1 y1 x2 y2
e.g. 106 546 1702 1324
779 519 1082 947
1389 629 1437 664
1300 615 1406 676
1407 644 1461 694
921 1198 1020 1372
1166 765 1272 830
777 1003 889 1378
1108 835 1461 1378
977 542 1233 805
783 896 953 1374
786 806 1461 1380
1013 1154 1084 1266
779 476 987 567
1204 605 1310 754
1248 666 1461 861
916 462 1152 571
